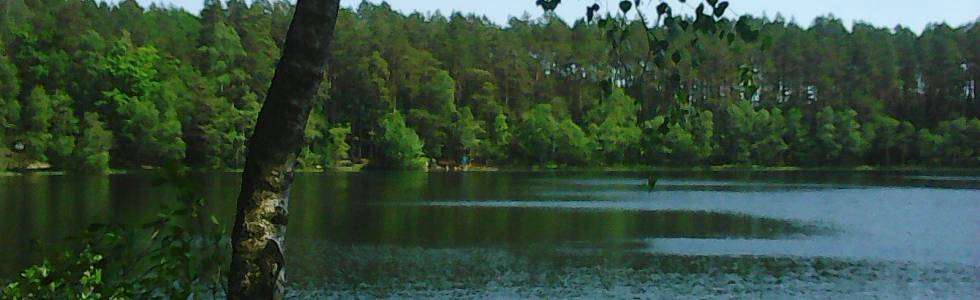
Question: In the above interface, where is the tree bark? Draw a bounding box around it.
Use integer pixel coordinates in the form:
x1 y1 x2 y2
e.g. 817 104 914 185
228 1 340 299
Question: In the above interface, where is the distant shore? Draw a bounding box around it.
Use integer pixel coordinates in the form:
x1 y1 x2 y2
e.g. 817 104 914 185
5 165 979 177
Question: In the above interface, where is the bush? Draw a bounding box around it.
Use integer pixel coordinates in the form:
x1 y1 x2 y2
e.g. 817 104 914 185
555 119 592 165
587 89 642 163
376 111 427 170
515 104 592 166
71 113 112 174
657 111 715 166
936 117 980 166
326 125 352 166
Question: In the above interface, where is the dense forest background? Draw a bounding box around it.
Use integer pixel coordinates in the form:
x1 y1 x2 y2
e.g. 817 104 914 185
0 0 977 172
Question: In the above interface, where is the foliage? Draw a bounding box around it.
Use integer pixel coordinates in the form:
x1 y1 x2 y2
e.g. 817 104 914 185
659 110 715 165
555 119 593 165
21 86 55 161
663 122 700 165
0 0 977 169
408 69 457 159
723 101 787 165
0 133 7 170
514 104 560 164
587 88 642 163
835 108 867 163
936 117 980 165
46 91 80 166
325 125 353 167
451 107 485 161
1 246 116 300
640 116 668 163
71 113 113 174
783 108 811 165
515 104 591 165
814 106 842 163
916 128 944 165
0 40 19 129
863 113 902 165
474 112 511 164
376 111 427 170
100 37 185 165
752 108 788 165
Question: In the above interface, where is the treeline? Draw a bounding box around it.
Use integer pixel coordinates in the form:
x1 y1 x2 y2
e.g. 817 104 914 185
0 0 977 172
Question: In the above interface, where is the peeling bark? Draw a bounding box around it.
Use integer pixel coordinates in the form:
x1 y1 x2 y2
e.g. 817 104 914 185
228 1 340 299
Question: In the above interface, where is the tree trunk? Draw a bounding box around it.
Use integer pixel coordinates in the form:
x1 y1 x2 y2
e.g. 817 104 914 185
228 1 340 299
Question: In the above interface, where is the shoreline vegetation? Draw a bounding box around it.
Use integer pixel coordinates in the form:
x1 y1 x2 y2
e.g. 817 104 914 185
3 162 977 177
1 0 977 298
0 1 978 175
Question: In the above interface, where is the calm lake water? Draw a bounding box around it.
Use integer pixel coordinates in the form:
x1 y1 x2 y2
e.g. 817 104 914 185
2 170 979 298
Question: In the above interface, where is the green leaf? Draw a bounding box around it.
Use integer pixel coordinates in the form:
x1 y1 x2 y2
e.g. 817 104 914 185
707 0 718 7
736 16 759 42
656 3 670 15
535 0 562 11
694 14 716 33
586 4 600 22
715 2 729 17
671 52 682 64
619 1 633 13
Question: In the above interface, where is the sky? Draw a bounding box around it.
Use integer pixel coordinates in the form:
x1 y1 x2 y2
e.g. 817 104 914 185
137 0 979 33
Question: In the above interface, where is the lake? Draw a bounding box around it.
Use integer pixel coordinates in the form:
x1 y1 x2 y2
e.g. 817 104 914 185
2 170 979 298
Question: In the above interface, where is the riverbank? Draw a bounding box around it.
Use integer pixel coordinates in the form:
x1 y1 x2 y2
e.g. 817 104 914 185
4 164 978 177
427 164 978 173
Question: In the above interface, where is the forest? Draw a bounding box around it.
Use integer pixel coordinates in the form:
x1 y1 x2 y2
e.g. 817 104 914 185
0 0 977 172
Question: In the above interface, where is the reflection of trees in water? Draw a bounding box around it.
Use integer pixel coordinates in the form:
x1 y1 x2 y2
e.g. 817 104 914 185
372 172 429 244
0 175 109 278
322 205 818 246
279 172 823 247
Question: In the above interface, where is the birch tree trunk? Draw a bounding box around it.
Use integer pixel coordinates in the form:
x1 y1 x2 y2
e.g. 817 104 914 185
228 1 340 298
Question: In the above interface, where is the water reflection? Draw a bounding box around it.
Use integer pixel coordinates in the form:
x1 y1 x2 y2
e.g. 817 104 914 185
2 170 979 297
285 242 980 298
298 205 818 246
0 175 109 275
